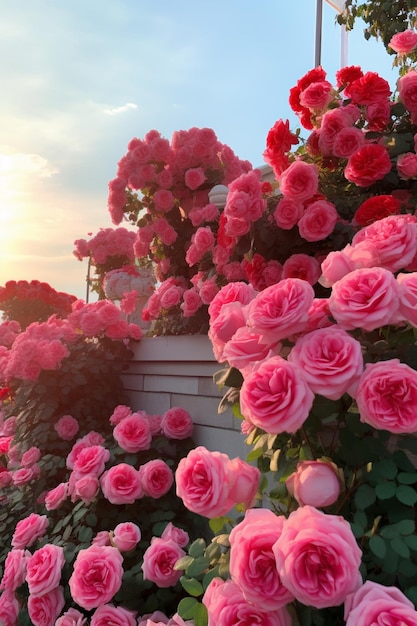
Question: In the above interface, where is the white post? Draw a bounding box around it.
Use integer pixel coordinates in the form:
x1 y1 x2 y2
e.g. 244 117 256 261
315 0 323 67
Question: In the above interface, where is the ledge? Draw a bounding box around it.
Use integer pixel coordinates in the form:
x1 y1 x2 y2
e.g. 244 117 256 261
130 335 216 362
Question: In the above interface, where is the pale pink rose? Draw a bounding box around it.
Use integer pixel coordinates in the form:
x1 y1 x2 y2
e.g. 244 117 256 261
246 278 315 342
222 327 275 375
273 197 304 230
332 126 365 158
139 459 174 498
72 445 110 478
112 522 141 552
55 607 87 626
44 482 68 511
240 356 314 434
389 29 417 54
273 506 362 609
328 267 400 331
11 513 49 549
279 160 319 201
69 545 124 610
109 404 132 426
227 457 260 509
20 446 41 467
319 242 380 288
0 590 20 626
0 549 30 591
356 358 417 433
161 407 193 440
90 603 137 626
175 446 235 517
229 509 294 610
286 460 341 507
142 538 185 587
101 463 143 504
282 253 321 285
288 326 364 400
28 586 65 626
1 416 16 436
72 474 100 504
167 613 195 626
184 166 207 190
26 544 65 597
208 301 248 362
161 523 189 548
54 415 79 441
208 281 256 321
203 578 292 626
344 580 417 625
137 610 169 626
298 199 338 242
113 413 152 453
397 271 417 325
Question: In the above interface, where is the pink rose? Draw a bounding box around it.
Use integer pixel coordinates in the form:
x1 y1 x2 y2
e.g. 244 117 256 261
398 69 417 115
229 509 294 610
90 603 137 626
356 358 417 433
54 415 79 441
282 253 321 285
203 578 292 626
227 457 260 509
92 531 111 546
161 407 193 440
137 610 169 626
55 607 87 626
44 482 68 511
142 538 185 587
279 160 319 201
0 591 20 626
299 80 333 111
161 523 189 548
112 522 141 552
397 152 417 179
344 580 417 626
298 199 338 242
26 544 65 597
389 29 417 54
208 281 256 321
113 413 152 453
175 446 235 518
12 466 37 486
0 549 30 592
153 189 175 212
139 459 174 498
332 126 365 159
246 278 315 343
180 288 202 316
319 242 380 288
11 513 48 549
101 463 143 504
222 327 274 376
328 267 400 331
184 166 207 190
397 271 417 325
345 143 392 187
72 445 110 478
286 460 341 507
69 545 124 610
20 446 41 467
240 356 314 434
109 404 132 426
273 506 362 608
288 326 364 400
72 474 100 504
28 586 65 626
191 226 214 253
273 197 304 230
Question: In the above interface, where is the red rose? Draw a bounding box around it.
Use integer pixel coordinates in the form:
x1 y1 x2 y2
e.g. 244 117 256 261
354 194 401 226
348 71 391 105
345 144 392 187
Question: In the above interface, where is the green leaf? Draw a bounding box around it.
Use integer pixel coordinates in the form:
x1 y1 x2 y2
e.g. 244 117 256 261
209 517 230 534
404 535 417 552
193 601 208 626
396 485 417 506
175 556 195 571
180 576 204 597
355 484 376 510
246 447 264 462
390 536 410 559
186 556 210 578
397 519 415 535
369 535 386 559
397 472 417 485
189 539 206 558
177 597 198 620
202 567 220 591
375 481 396 500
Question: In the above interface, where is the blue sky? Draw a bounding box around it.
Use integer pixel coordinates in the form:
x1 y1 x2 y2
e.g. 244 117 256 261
0 1 397 298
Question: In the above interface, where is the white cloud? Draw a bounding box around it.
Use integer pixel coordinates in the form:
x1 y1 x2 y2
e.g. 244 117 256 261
103 102 138 116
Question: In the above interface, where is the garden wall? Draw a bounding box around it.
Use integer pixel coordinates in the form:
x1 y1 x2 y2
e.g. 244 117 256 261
122 335 249 460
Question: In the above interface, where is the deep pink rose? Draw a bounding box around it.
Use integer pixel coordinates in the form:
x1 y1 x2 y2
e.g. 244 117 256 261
286 460 341 507
180 288 202 316
203 578 292 626
72 445 110 478
397 271 417 326
101 463 143 504
389 29 417 54
20 446 41 467
288 326 363 400
184 166 207 190
54 415 79 441
356 358 417 433
153 189 175 212
0 590 20 626
0 549 30 592
28 586 65 626
229 509 294 610
345 143 392 187
299 80 333 111
344 580 417 625
273 197 304 230
44 482 68 511
139 459 174 498
113 413 152 453
192 226 215 253
55 607 87 626
222 326 274 376
11 513 49 549
161 523 189 548
298 199 338 242
142 538 185 588
398 69 417 114
112 522 141 552
240 356 314 434
161 407 193 440
109 404 132 426
90 603 137 626
328 267 400 331
208 301 248 362
397 152 417 179
26 544 65 597
273 506 362 609
175 446 235 517
332 126 365 158
246 278 314 342
69 545 124 610
282 253 321 285
279 160 319 201
208 281 256 321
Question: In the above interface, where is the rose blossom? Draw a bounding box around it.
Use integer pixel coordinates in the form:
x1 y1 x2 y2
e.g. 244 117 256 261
344 580 417 626
332 126 365 158
328 267 400 331
279 160 319 201
299 79 333 111
240 356 314 434
348 71 391 105
229 509 294 610
71 474 100 504
184 166 207 190
101 463 143 504
298 199 338 242
109 404 132 425
354 194 401 226
139 459 174 498
397 271 417 326
389 29 417 54
0 549 30 591
398 70 417 118
112 522 141 552
282 253 321 285
161 407 193 439
28 586 65 626
397 151 417 179
208 301 248 362
20 446 41 467
273 506 362 608
222 326 275 375
11 513 49 549
26 544 65 597
56 607 87 626
273 197 304 230
286 460 341 507
319 242 380 288
161 523 189 548
44 482 68 511
90 603 137 626
345 143 392 187
69 545 124 610
72 445 110 478
142 538 185 587
54 415 79 441
208 281 256 321
113 413 152 453
356 358 417 434
288 326 364 400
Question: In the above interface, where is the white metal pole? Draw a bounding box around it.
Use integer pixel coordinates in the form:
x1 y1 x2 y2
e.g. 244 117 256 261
315 0 323 67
